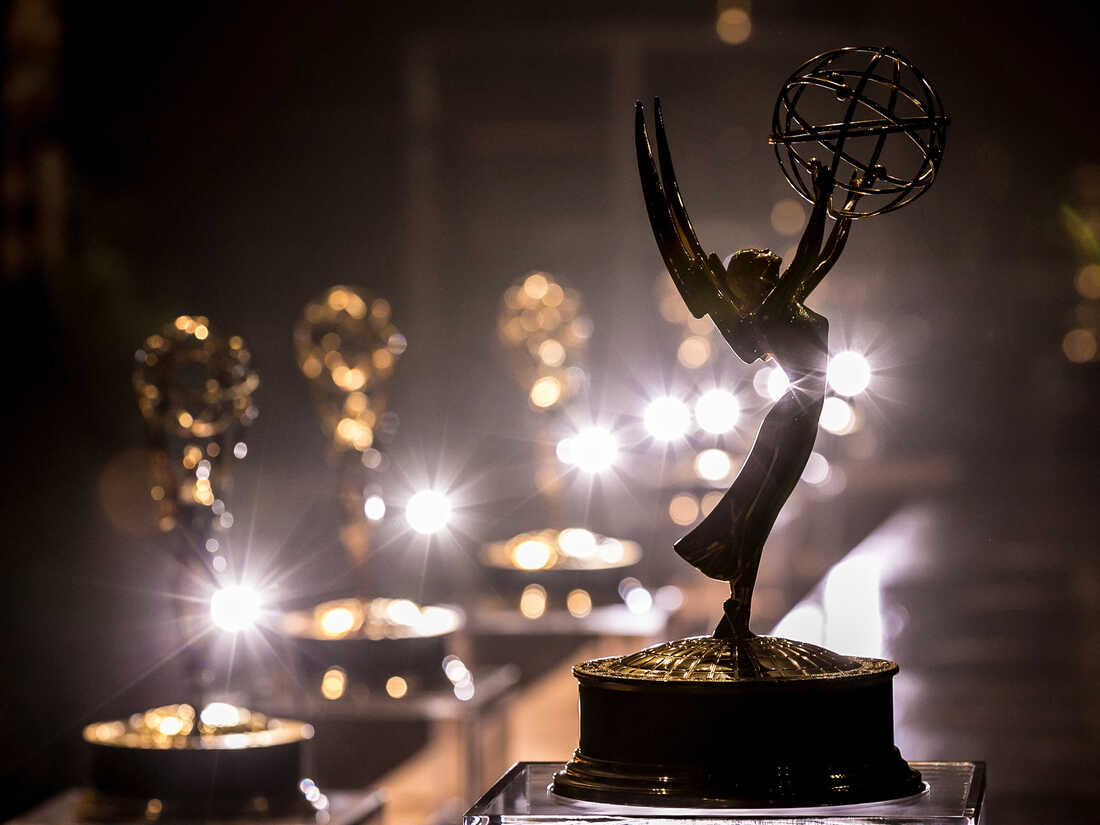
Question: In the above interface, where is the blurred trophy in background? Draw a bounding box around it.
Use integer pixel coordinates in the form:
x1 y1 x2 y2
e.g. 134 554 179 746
485 273 646 619
497 271 590 507
287 286 464 700
80 316 319 821
294 286 406 569
133 313 259 566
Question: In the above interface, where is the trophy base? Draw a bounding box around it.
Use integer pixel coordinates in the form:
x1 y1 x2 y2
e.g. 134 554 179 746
84 716 312 818
551 635 922 807
466 761 985 823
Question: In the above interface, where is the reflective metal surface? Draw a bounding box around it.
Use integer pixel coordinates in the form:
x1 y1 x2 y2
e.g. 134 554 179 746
573 636 894 683
468 762 985 823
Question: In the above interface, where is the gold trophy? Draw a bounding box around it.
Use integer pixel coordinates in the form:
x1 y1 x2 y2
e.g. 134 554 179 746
552 46 950 806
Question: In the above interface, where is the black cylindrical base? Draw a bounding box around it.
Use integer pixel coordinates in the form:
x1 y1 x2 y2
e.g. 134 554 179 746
552 644 922 807
87 739 304 818
295 631 453 693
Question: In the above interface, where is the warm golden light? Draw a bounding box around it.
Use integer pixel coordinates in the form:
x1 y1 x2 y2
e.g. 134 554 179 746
295 285 403 451
499 272 589 408
529 375 563 408
770 198 806 235
519 583 548 619
512 539 553 570
1075 263 1100 299
523 272 549 300
320 607 358 637
677 335 711 369
716 6 751 44
669 493 700 526
700 490 724 516
538 338 566 366
321 667 347 700
566 588 593 618
385 675 408 699
1063 328 1098 362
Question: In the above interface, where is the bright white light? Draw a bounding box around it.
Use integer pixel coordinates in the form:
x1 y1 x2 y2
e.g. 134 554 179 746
598 540 625 564
453 677 475 701
385 598 422 626
694 389 740 434
560 427 618 473
442 655 469 684
801 452 830 485
766 367 790 400
820 396 856 435
644 396 691 441
695 448 733 482
624 586 653 614
364 494 386 521
823 554 883 656
200 702 242 728
618 577 642 599
828 351 871 397
558 528 597 558
405 490 451 534
210 585 260 632
772 603 825 645
655 585 684 612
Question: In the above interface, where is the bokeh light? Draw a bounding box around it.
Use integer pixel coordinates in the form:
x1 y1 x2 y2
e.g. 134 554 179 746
668 493 699 526
519 583 548 619
695 448 733 482
820 396 856 435
694 389 740 434
801 452 831 485
557 427 618 473
1063 328 1098 362
363 494 386 521
827 351 872 396
405 490 452 534
566 588 593 618
499 271 590 410
677 336 711 368
644 396 692 441
210 585 261 632
715 6 751 44
385 676 408 699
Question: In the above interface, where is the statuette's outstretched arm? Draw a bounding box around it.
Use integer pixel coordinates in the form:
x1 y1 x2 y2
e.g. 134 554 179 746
636 100 858 639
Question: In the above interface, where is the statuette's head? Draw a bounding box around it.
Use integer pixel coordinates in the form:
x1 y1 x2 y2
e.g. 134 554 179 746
721 248 782 313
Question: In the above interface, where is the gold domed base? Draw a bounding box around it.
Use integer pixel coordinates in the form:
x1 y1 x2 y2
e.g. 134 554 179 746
575 634 895 683
552 635 922 808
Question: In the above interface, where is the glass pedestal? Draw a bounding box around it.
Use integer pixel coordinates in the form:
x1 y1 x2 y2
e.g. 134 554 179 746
463 761 985 824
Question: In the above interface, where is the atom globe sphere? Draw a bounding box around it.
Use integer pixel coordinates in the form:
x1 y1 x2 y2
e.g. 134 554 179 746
770 46 949 218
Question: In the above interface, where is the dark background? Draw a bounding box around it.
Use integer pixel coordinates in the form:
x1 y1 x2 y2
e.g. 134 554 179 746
2 0 1099 819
